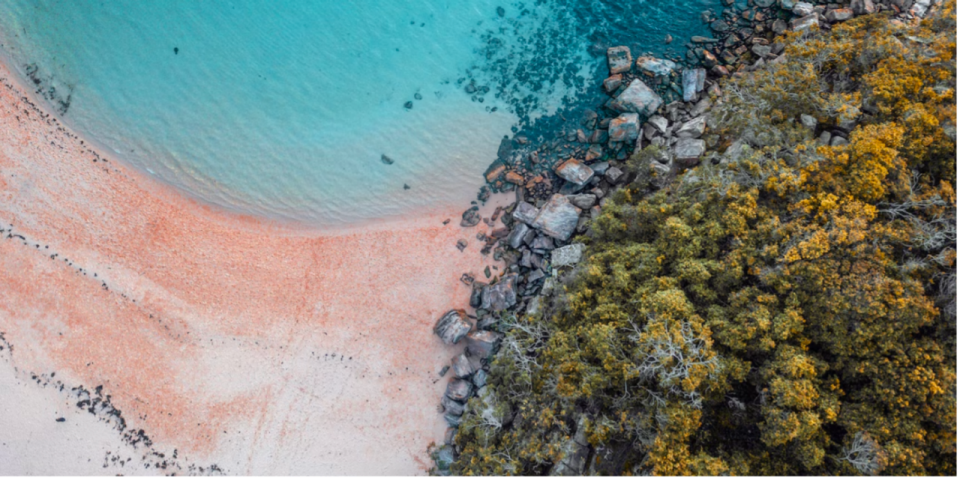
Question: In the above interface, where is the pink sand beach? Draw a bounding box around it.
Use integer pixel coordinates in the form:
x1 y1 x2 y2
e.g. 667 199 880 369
0 59 505 474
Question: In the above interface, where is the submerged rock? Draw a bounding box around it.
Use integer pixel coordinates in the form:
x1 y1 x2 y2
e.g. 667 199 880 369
532 194 581 241
434 309 472 345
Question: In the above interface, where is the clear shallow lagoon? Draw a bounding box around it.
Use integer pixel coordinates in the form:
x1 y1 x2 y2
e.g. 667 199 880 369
0 0 719 226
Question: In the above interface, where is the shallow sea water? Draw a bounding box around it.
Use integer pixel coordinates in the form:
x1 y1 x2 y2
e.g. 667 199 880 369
0 0 720 227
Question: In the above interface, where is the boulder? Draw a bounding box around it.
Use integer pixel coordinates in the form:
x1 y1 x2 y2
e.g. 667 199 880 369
792 1 815 16
444 427 458 446
549 416 590 476
443 413 461 427
465 330 503 358
552 244 585 268
451 352 481 378
473 369 488 389
608 113 640 142
530 235 555 251
676 116 706 139
434 309 472 345
532 194 582 241
585 144 604 162
484 163 506 182
441 395 465 416
647 115 669 135
605 166 624 184
790 13 819 33
681 68 706 102
434 445 456 474
800 114 818 132
837 113 860 133
445 378 474 402
504 171 524 185
772 19 788 34
506 223 530 249
635 56 677 77
851 0 876 14
911 0 934 17
554 159 594 186
602 74 623 94
751 44 772 58
673 138 706 167
566 194 597 209
480 274 518 311
609 79 663 116
606 46 633 74
512 201 540 226
825 8 854 22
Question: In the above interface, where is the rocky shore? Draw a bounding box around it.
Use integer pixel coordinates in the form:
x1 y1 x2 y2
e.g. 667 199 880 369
428 0 944 473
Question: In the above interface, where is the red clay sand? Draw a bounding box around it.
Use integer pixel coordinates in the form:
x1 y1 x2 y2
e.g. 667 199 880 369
0 61 506 474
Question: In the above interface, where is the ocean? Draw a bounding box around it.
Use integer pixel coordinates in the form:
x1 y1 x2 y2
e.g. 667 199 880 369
0 0 720 227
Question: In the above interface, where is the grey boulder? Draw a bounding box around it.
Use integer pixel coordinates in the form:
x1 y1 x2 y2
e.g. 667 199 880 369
445 378 474 402
433 309 472 345
608 79 663 117
480 274 518 311
673 138 706 167
551 243 585 268
512 201 540 226
554 159 595 186
532 194 582 241
465 330 503 359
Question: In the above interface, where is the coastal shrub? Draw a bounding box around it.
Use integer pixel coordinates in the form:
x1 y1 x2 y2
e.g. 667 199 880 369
451 5 955 476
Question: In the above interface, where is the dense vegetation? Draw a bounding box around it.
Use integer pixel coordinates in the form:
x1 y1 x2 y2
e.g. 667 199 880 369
452 7 956 476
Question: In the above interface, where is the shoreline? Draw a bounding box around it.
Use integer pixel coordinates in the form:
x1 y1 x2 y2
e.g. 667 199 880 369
0 53 508 474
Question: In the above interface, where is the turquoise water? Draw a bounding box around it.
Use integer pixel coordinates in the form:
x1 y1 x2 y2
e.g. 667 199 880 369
0 0 720 226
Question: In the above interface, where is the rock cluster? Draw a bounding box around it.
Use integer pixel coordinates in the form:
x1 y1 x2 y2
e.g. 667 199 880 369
430 1 945 473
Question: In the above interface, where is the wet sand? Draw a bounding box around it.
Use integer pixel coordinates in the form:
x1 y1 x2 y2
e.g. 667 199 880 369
0 60 504 474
